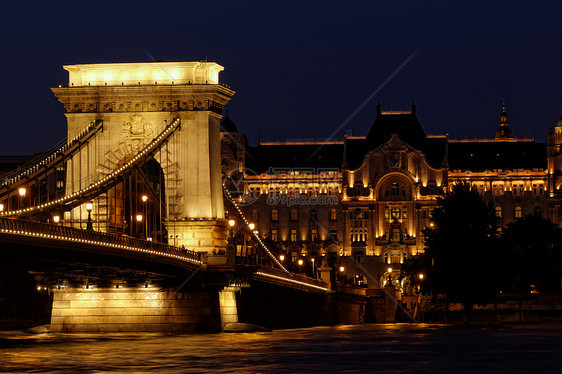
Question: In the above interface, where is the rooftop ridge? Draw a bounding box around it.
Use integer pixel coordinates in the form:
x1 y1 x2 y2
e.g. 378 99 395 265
260 139 344 146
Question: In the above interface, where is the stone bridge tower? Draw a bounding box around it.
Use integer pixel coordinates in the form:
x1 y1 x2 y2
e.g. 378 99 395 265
52 61 235 252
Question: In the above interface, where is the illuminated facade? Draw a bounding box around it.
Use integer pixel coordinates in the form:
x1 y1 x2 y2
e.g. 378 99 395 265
222 103 562 284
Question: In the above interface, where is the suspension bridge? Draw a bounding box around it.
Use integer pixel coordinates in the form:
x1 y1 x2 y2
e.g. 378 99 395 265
0 61 329 332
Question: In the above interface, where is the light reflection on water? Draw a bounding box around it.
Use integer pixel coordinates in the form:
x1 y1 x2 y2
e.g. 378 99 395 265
1 324 562 373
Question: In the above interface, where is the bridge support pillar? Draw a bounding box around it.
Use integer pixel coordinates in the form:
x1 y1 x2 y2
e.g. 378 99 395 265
50 286 220 333
173 219 228 253
219 286 240 330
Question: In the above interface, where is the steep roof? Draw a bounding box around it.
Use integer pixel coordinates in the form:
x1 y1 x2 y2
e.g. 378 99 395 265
245 142 344 174
366 104 427 152
448 140 547 171
220 114 238 133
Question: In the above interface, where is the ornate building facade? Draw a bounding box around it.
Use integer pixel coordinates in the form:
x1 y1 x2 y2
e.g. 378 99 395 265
221 103 562 288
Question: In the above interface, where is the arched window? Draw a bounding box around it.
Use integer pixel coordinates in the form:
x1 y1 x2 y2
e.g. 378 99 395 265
309 209 318 222
495 206 502 218
354 208 363 220
290 209 298 221
391 207 401 219
364 229 368 242
271 209 278 221
514 206 522 219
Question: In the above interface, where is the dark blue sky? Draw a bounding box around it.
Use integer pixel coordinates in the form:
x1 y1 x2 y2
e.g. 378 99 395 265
0 1 560 155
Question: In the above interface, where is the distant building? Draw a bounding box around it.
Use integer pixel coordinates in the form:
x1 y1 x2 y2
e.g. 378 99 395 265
221 102 562 289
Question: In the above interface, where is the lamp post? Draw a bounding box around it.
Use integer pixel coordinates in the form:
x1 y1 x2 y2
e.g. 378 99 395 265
86 202 93 230
18 187 26 210
53 215 60 224
141 195 148 239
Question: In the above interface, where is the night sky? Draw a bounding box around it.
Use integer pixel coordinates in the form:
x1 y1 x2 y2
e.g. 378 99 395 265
0 1 560 156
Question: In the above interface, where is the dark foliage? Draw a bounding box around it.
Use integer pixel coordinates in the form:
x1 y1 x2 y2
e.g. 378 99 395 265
421 182 502 310
501 215 562 292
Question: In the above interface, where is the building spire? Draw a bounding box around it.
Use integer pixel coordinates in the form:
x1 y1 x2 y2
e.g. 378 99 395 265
495 98 513 139
500 98 508 126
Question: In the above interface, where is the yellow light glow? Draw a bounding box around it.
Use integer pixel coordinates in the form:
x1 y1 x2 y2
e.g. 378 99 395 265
298 259 304 266
64 61 224 86
279 254 285 261
0 204 3 212
86 202 93 211
248 223 255 230
339 266 345 272
228 219 235 227
141 195 148 202
18 187 26 197
419 273 424 280
136 214 143 222
53 215 60 223
388 267 393 273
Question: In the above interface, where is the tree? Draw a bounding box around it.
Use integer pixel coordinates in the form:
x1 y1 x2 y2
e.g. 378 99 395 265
422 182 502 320
501 214 562 293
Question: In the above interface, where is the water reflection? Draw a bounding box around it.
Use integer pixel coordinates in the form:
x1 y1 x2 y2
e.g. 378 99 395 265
1 324 562 373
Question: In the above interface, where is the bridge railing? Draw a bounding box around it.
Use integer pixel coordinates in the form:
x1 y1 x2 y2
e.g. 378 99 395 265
256 265 328 291
0 217 201 263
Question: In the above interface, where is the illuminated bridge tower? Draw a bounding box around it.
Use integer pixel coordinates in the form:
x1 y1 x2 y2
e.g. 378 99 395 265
52 62 235 253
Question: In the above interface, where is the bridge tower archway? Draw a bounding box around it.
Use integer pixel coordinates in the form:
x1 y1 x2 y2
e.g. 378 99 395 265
52 62 235 253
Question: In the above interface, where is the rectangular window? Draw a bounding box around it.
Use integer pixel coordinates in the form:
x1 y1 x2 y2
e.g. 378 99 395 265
271 229 278 241
330 208 337 221
311 229 318 241
329 229 337 241
290 229 297 242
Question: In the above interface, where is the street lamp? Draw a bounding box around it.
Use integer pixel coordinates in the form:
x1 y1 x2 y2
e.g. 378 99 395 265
248 223 255 230
298 258 304 266
136 214 143 222
86 202 93 230
141 195 148 238
339 266 345 273
387 267 393 286
18 187 26 210
53 215 60 224
279 254 285 261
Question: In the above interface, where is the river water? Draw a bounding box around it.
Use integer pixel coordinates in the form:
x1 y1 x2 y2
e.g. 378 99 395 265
1 324 562 373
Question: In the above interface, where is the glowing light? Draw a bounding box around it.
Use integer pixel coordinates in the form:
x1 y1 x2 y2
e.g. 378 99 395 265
279 254 285 261
228 219 235 227
53 215 60 223
136 214 143 222
248 223 255 230
141 195 148 202
388 267 393 273
339 266 345 272
0 204 3 212
298 259 304 266
419 273 424 280
86 202 93 212
18 187 26 197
